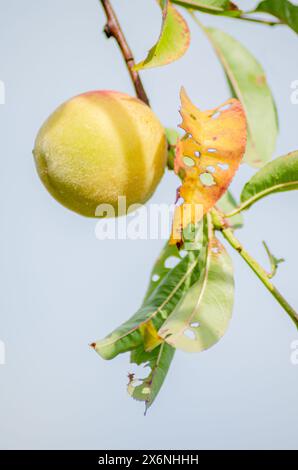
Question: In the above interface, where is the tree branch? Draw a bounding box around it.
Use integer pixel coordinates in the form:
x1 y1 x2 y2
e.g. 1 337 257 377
99 0 149 106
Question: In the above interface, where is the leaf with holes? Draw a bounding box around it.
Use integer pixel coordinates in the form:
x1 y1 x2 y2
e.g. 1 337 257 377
170 87 246 244
216 191 243 230
253 0 298 34
204 27 278 168
159 224 234 352
128 342 175 413
133 0 190 71
92 245 202 360
240 151 298 210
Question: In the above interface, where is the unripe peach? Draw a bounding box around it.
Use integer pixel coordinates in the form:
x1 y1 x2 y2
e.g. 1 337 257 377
33 90 167 216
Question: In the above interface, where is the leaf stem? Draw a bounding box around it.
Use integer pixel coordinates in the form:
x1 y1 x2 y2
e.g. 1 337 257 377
99 0 149 105
211 208 298 328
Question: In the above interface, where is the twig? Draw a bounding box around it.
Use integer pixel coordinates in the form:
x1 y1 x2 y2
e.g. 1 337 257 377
99 0 149 106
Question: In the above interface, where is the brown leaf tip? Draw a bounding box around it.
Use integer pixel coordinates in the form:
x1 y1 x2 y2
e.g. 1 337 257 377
89 342 96 349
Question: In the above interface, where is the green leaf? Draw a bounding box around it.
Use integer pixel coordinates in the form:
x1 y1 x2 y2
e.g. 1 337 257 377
143 242 182 302
254 0 298 34
93 246 201 360
172 0 230 11
262 241 284 278
204 27 278 168
165 127 180 170
159 225 234 352
240 151 298 209
133 0 190 71
216 190 243 230
172 0 241 16
128 342 175 413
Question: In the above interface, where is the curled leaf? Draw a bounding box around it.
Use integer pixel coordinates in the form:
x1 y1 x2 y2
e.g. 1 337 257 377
133 0 190 71
204 27 278 168
170 87 246 244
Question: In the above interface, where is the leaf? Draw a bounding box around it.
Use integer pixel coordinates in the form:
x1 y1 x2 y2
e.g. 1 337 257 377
143 242 182 302
133 0 190 71
204 27 278 168
240 151 298 209
128 342 175 413
159 224 234 352
170 87 246 244
93 246 201 360
216 191 243 230
172 0 230 11
172 0 241 16
165 128 181 170
262 241 284 278
254 0 298 34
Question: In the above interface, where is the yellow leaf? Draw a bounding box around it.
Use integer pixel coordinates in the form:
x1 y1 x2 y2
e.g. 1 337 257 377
170 88 247 244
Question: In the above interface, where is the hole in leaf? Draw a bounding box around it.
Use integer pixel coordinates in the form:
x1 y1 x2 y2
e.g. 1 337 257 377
207 148 217 153
152 274 160 282
183 156 195 167
190 322 200 328
212 111 221 119
199 172 216 187
219 103 232 112
217 163 229 171
194 151 201 158
164 256 180 269
206 165 215 173
184 329 196 340
212 247 219 254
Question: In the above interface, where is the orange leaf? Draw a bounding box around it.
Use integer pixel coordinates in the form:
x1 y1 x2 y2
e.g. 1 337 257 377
170 88 247 244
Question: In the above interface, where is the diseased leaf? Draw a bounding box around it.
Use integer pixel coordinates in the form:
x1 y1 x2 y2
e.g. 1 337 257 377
262 241 284 278
133 0 190 71
128 342 175 413
159 222 234 352
240 151 298 209
254 0 298 34
204 27 278 168
143 242 182 301
93 246 201 360
170 87 246 244
216 191 243 230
